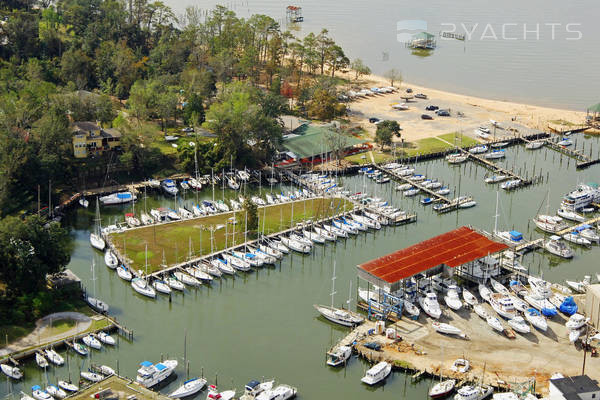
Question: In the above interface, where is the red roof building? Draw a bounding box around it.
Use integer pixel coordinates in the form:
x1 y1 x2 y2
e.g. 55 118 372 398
357 226 508 291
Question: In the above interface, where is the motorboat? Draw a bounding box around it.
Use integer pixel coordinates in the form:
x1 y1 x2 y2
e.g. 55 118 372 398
544 236 574 258
489 278 509 295
140 212 154 226
31 386 52 400
136 360 178 388
97 331 115 345
484 175 508 183
444 288 463 310
557 138 573 146
44 349 64 366
161 179 179 196
81 371 104 382
117 265 133 281
125 213 141 227
500 180 521 191
454 384 493 400
403 299 420 318
1 363 23 379
146 178 161 188
169 377 207 398
90 233 106 251
478 284 492 302
528 276 552 298
244 380 274 397
469 145 488 154
484 150 505 159
99 191 136 205
450 359 470 373
429 379 456 399
487 316 504 332
560 184 600 211
563 232 591 246
566 313 589 330
361 361 392 385
432 321 464 337
421 197 434 205
576 225 600 243
104 250 118 269
509 280 528 296
492 292 522 315
255 385 297 400
509 295 529 312
152 279 172 295
462 289 478 306
57 381 78 393
557 208 586 222
419 292 442 319
46 385 66 399
508 316 530 334
570 328 583 343
82 334 101 350
525 308 547 331
566 276 591 293
73 342 89 356
206 385 236 400
131 277 157 298
174 271 202 286
327 346 352 367
525 140 545 150
35 352 49 368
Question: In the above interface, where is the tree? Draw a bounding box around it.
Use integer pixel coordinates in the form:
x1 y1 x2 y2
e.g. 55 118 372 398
375 120 400 150
60 48 93 89
326 45 349 77
183 93 205 126
325 129 349 166
242 197 258 237
307 89 345 121
351 58 371 80
384 68 402 87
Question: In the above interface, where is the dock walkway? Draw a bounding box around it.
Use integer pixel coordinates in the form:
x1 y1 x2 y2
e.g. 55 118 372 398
459 145 532 189
374 165 451 203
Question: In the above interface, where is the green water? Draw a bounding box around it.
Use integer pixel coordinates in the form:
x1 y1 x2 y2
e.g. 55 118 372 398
2 135 600 399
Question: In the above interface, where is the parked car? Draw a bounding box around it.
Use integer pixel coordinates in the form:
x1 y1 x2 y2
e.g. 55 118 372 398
405 88 413 93
425 105 439 111
421 114 433 120
436 109 450 116
415 93 428 99
182 127 194 133
368 117 381 123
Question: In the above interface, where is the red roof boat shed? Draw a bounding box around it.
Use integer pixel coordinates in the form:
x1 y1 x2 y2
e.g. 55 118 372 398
357 226 508 291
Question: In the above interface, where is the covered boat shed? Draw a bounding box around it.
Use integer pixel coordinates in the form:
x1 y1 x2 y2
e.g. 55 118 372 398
357 226 508 292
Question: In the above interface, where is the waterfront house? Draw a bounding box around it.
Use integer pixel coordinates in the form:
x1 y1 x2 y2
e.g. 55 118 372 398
72 121 121 158
549 375 599 400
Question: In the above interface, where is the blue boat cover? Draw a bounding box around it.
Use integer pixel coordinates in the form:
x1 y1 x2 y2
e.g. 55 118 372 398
574 225 592 232
509 231 523 240
560 296 578 315
541 307 557 317
155 363 167 371
117 192 131 199
509 280 520 286
140 361 153 367
527 308 540 315
32 386 41 391
246 380 260 389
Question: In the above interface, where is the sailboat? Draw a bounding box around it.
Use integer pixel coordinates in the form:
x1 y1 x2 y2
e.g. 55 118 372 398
85 259 109 313
314 263 364 327
90 198 106 251
131 245 157 298
104 250 118 269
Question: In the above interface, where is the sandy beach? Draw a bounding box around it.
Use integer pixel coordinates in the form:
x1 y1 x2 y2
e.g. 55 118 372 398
340 73 588 144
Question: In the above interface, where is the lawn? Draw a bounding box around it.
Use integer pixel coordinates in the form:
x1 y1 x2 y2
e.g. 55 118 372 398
70 375 170 400
436 132 479 147
110 197 353 273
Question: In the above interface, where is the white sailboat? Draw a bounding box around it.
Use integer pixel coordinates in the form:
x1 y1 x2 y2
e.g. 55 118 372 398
314 264 364 327
525 308 547 331
57 381 78 393
44 349 64 366
82 335 101 350
132 245 157 298
117 265 133 281
508 316 530 334
35 352 49 369
1 363 23 379
90 198 106 251
85 259 109 313
104 250 118 269
169 377 207 398
462 289 478 306
152 279 172 295
97 332 116 345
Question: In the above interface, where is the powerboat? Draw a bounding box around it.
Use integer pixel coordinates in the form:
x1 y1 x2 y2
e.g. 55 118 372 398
544 236 574 258
566 276 591 293
161 179 179 196
206 385 236 400
462 289 478 306
566 313 589 330
508 316 530 334
444 288 463 310
244 380 274 397
429 379 456 399
99 191 136 205
495 230 524 245
361 361 392 385
487 316 504 332
489 293 517 319
525 308 547 331
1 364 23 379
136 360 178 388
528 276 552 298
255 385 297 400
432 321 464 337
169 377 207 398
576 225 599 243
450 359 470 373
419 292 442 319
560 184 600 212
454 385 493 400
326 346 352 367
131 277 157 298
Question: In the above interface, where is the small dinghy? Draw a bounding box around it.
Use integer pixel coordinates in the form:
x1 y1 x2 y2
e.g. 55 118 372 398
450 359 470 373
169 377 207 398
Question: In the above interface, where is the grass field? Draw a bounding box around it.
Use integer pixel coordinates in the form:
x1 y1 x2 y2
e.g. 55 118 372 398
110 197 353 273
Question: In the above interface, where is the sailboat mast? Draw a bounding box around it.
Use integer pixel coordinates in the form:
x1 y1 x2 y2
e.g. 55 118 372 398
494 191 499 234
211 168 215 202
331 261 337 309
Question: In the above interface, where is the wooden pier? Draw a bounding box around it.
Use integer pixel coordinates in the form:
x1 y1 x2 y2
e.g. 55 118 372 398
556 215 600 236
459 145 532 189
373 165 452 204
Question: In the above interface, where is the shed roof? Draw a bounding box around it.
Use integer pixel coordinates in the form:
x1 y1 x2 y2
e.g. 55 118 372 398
282 124 366 159
358 226 508 285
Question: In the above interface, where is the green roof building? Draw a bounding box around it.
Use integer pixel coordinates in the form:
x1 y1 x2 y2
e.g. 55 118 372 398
282 124 367 161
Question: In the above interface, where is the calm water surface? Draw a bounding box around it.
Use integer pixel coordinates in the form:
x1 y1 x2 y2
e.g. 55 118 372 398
2 135 600 399
160 0 599 110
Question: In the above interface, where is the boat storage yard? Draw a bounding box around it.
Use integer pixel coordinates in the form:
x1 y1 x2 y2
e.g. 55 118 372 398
2 131 600 399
